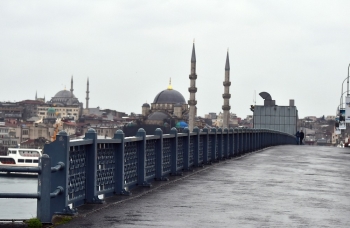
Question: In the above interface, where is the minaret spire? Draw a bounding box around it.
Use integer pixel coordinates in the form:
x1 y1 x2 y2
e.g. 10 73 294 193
222 50 231 128
35 91 37 100
188 42 197 132
191 42 196 63
86 77 90 109
225 50 230 70
70 75 74 96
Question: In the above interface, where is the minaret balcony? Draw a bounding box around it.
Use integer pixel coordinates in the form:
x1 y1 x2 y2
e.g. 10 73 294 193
188 100 197 106
223 81 231 86
222 94 231 99
222 105 231 111
189 74 197 80
188 87 197 93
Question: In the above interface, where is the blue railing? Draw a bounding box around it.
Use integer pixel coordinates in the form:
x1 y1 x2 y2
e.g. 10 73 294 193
0 126 295 224
0 156 64 223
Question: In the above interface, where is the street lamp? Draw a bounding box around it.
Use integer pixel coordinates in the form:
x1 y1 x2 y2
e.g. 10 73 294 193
341 77 347 109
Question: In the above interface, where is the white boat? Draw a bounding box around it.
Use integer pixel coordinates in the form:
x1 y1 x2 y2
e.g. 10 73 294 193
0 148 42 167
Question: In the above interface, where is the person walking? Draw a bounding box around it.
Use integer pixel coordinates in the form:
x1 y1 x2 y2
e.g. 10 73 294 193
295 131 300 145
299 130 305 145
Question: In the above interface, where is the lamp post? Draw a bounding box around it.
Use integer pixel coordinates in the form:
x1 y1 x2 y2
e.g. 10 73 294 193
340 77 348 109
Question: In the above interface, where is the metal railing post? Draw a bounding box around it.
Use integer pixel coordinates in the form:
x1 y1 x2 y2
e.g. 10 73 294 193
210 128 217 161
136 128 150 186
183 127 191 170
37 154 52 224
193 127 200 167
114 130 129 195
44 130 74 216
202 127 209 164
155 128 167 181
85 128 101 203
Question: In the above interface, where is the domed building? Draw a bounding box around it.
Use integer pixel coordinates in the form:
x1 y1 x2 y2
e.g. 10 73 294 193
142 80 190 127
36 76 84 121
50 90 80 106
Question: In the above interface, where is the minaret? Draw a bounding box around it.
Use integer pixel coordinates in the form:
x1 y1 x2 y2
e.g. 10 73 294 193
86 78 90 109
70 75 74 96
35 91 37 100
188 42 197 132
222 50 231 128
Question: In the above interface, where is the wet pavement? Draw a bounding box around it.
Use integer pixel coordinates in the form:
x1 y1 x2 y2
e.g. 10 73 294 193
57 145 350 228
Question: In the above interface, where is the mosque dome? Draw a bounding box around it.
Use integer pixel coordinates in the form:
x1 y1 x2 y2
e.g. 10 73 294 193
153 79 186 105
47 107 56 113
54 90 75 98
142 103 150 108
153 89 186 104
148 111 171 120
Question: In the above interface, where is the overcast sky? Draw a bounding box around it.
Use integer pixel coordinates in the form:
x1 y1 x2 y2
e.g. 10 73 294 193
1 1 349 119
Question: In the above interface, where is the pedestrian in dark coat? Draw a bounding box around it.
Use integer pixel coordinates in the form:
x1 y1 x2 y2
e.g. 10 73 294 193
295 131 300 145
299 130 305 145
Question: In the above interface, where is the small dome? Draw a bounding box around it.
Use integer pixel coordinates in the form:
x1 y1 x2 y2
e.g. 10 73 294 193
148 111 170 120
142 103 150 108
174 103 182 107
47 107 56 113
153 89 186 104
54 90 75 98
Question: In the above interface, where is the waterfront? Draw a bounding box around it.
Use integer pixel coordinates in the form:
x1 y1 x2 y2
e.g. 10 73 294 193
0 175 37 220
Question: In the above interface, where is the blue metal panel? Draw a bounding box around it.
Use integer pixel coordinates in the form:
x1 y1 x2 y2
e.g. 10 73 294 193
208 134 212 161
145 139 156 180
163 138 171 174
199 135 204 163
96 143 115 195
124 141 138 188
68 145 87 206
189 135 194 166
177 136 184 170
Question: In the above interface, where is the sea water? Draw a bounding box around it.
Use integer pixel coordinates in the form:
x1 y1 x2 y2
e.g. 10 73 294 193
0 175 37 220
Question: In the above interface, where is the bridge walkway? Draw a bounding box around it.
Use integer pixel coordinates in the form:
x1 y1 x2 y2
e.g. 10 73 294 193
57 145 350 227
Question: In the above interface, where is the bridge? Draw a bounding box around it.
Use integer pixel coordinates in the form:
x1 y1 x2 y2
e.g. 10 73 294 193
55 145 350 227
0 127 293 223
1 127 349 227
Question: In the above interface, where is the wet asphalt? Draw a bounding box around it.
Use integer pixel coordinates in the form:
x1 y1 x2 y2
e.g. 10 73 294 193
57 145 350 228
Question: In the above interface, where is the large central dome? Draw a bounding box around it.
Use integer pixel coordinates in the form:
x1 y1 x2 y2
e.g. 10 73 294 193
54 90 75 98
153 89 186 104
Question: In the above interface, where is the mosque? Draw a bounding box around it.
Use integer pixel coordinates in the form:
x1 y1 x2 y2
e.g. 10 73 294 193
141 78 192 128
36 76 87 121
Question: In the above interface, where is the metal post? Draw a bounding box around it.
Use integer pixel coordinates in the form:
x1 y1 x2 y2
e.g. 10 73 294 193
136 128 150 186
85 128 101 203
183 127 191 170
217 128 223 160
44 130 74 216
210 128 217 161
234 128 239 156
229 128 234 157
37 154 52 224
170 127 181 175
193 127 200 167
223 128 229 158
113 130 129 195
155 128 167 181
202 127 209 164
